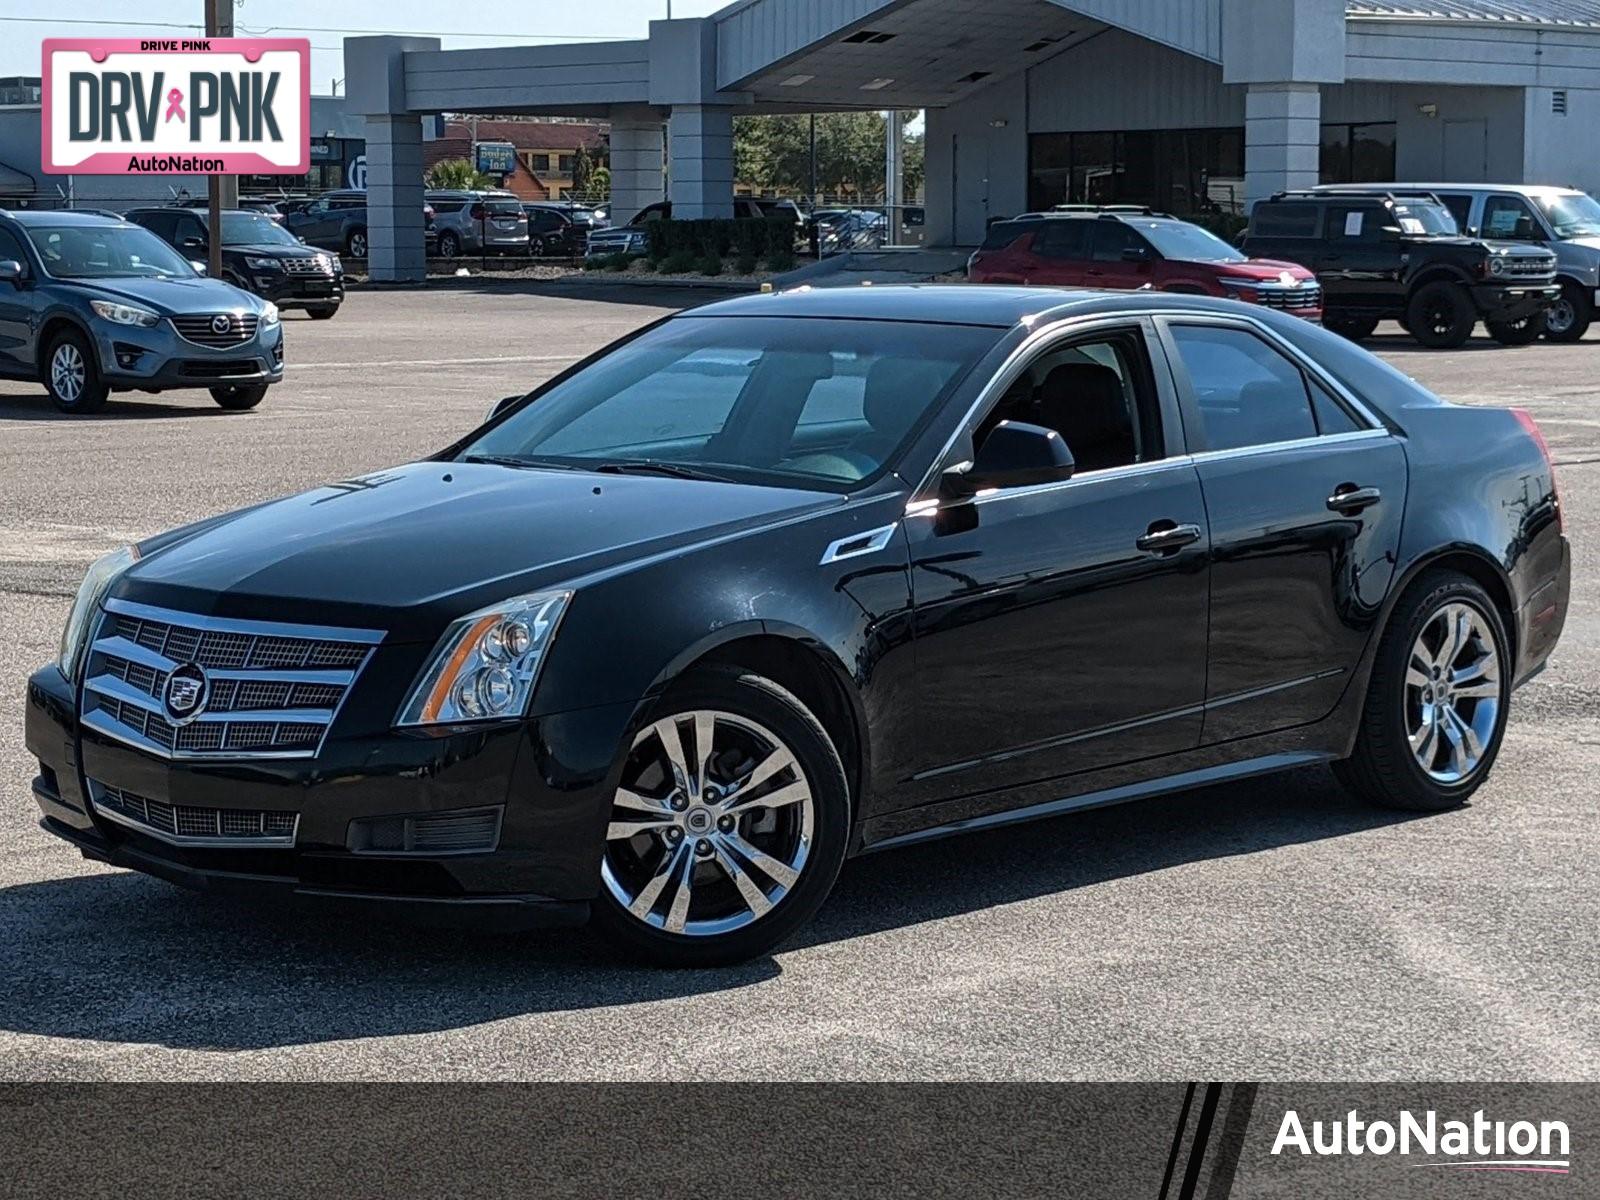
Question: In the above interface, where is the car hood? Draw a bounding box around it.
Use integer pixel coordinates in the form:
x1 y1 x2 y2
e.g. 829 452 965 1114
228 242 320 258
1482 239 1555 258
70 274 263 314
114 460 839 639
1215 259 1316 281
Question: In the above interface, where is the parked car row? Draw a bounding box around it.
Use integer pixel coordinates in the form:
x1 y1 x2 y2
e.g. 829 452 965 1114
970 183 1600 349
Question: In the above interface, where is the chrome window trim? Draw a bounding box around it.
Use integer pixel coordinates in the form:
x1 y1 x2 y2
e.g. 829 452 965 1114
83 598 384 761
85 780 299 849
909 303 1398 512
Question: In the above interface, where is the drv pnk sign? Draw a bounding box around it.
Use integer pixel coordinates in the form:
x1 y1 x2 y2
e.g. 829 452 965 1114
42 38 309 175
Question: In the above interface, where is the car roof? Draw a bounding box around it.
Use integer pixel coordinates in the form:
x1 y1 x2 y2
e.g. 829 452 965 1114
1314 182 1585 197
689 283 1251 328
1 209 131 227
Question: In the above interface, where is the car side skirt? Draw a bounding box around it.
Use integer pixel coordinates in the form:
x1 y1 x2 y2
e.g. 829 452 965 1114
857 748 1338 854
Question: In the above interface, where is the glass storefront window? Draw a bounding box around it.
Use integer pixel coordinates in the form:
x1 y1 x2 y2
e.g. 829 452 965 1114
1027 127 1247 216
1320 122 1397 184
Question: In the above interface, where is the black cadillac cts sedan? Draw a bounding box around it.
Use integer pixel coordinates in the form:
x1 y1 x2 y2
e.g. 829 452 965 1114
27 286 1568 966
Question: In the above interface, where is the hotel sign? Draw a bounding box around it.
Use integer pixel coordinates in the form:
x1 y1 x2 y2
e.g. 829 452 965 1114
42 37 309 175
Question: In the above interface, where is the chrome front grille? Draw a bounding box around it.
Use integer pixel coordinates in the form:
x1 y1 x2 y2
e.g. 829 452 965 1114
82 599 382 760
1254 283 1322 310
282 255 333 275
170 313 260 347
88 780 298 847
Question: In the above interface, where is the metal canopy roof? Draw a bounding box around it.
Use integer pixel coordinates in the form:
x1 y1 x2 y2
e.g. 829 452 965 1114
1348 1 1600 26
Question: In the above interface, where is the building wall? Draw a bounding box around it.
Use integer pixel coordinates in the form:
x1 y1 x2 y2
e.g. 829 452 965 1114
923 27 1553 244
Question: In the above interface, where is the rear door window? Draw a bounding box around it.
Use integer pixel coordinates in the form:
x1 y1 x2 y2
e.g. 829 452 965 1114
1034 219 1091 260
1251 203 1320 239
1167 324 1319 451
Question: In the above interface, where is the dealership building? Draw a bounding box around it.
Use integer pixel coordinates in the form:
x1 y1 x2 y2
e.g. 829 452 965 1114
337 0 1600 278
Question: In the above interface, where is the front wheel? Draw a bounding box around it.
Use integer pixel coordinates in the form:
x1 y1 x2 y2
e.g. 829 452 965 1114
43 329 109 414
1486 311 1547 346
1405 282 1476 349
1335 570 1510 812
591 667 850 966
1543 280 1593 343
307 304 340 321
210 383 268 410
437 231 461 258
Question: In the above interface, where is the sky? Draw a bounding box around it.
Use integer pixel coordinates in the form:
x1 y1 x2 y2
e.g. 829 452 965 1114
2 1 728 93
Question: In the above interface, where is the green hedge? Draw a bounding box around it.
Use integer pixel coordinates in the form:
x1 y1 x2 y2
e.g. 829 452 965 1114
645 216 795 263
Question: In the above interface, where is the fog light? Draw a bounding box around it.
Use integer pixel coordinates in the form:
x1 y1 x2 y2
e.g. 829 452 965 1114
112 342 147 370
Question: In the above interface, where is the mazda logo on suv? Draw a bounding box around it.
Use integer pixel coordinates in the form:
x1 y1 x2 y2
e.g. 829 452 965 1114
163 663 209 723
210 314 233 335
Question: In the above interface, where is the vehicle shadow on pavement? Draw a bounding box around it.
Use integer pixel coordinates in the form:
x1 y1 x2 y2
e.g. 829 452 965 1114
0 766 1421 1053
0 394 240 422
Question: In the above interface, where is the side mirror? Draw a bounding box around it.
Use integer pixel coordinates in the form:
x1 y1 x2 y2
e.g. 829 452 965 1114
189 261 208 276
0 259 23 286
179 236 206 252
487 394 521 421
942 421 1075 498
1121 245 1153 263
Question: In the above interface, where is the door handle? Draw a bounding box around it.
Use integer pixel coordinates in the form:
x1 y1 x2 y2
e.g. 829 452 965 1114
1136 521 1203 554
1327 484 1382 514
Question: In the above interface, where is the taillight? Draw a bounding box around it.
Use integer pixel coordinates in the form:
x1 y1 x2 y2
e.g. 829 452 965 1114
1512 407 1562 529
469 203 486 220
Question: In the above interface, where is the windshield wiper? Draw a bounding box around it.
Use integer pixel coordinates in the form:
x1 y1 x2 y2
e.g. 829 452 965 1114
459 454 587 471
591 460 735 483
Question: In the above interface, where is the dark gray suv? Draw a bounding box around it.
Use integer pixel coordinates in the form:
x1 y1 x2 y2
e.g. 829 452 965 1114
0 209 283 414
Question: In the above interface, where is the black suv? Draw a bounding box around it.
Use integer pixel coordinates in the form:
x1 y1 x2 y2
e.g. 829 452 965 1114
1243 190 1559 347
126 207 344 320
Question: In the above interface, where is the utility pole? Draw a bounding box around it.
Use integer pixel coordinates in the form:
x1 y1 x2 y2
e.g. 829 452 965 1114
808 113 817 206
204 0 237 279
884 109 902 246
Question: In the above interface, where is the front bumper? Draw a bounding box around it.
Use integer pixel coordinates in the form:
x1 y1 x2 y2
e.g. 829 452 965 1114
26 661 633 926
248 272 344 309
94 319 285 392
1472 282 1560 322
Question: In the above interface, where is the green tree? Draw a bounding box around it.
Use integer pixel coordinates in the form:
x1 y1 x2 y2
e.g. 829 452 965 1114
425 158 496 189
734 111 925 200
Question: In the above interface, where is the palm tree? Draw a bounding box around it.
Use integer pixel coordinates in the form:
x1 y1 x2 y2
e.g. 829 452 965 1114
425 159 496 190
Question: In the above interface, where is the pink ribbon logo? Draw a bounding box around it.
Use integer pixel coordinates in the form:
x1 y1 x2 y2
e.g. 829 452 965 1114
164 88 185 123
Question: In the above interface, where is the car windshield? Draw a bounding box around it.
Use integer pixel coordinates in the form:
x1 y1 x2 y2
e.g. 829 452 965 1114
1390 201 1458 236
1536 191 1600 239
1135 220 1245 262
459 315 1001 490
26 224 194 279
219 212 299 247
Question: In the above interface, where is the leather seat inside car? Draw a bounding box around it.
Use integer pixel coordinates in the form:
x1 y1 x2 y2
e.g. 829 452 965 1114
1033 362 1137 472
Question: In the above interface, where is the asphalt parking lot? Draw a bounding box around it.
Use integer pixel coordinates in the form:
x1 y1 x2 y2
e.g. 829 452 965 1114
2 283 1596 1081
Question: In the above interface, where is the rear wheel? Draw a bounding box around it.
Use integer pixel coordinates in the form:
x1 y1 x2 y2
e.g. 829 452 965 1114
346 228 368 258
209 383 268 410
1324 315 1380 342
1335 570 1509 812
43 329 108 414
1405 282 1476 349
591 667 850 966
1543 279 1593 343
1486 311 1547 346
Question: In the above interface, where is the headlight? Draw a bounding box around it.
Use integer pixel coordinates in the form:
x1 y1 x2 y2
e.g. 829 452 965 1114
89 300 159 327
397 591 572 726
259 302 280 327
58 546 139 680
1488 257 1507 276
244 256 283 270
328 254 343 275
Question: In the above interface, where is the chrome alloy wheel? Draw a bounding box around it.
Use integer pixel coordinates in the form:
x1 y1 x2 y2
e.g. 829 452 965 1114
601 710 814 937
1406 601 1502 784
51 342 85 404
1546 295 1577 337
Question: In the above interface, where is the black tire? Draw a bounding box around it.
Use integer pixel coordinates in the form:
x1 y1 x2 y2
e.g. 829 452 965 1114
1543 279 1593 343
1405 281 1476 349
209 383 269 411
1486 312 1547 346
307 305 339 320
42 328 109 414
346 228 368 258
1334 569 1511 812
590 665 850 967
437 231 460 258
1324 315 1380 342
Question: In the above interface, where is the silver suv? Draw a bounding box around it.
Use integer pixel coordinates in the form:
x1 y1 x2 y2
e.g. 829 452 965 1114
1318 182 1600 341
426 190 529 257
